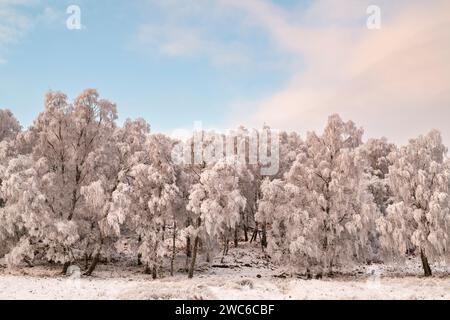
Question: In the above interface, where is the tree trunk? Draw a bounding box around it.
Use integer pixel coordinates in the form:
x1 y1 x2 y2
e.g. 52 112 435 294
188 235 199 279
244 224 248 242
61 261 70 275
84 253 89 270
162 222 166 242
420 248 432 277
0 177 4 205
327 261 334 277
250 223 258 243
137 235 142 265
234 228 239 248
221 241 227 262
221 238 230 263
84 251 100 276
306 268 312 280
170 221 177 276
261 223 267 249
186 236 192 258
152 265 157 279
185 237 191 272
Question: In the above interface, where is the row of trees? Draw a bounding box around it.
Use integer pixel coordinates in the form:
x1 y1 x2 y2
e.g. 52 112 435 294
1 89 449 278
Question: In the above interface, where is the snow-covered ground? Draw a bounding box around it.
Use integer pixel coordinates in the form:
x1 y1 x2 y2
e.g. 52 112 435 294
1 244 450 300
2 272 450 300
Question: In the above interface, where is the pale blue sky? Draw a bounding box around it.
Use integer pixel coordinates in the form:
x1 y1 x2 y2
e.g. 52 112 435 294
1 0 449 144
0 0 302 132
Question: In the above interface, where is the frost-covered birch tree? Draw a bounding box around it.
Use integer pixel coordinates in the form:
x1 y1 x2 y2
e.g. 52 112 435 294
259 115 376 274
2 90 117 272
174 129 227 269
0 155 35 262
0 109 21 209
117 134 179 278
240 126 301 249
187 157 249 278
0 110 21 143
79 118 150 275
377 130 450 276
359 138 396 215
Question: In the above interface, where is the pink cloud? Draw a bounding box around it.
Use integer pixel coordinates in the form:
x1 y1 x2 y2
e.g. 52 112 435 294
225 0 450 145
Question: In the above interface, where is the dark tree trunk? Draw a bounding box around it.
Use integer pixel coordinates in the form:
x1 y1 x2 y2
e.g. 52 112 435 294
152 265 157 279
144 264 151 274
186 236 192 258
250 230 258 243
188 235 199 279
420 248 432 277
244 224 248 242
250 224 258 243
137 235 142 265
84 253 89 270
84 252 100 276
61 262 70 275
221 238 230 263
234 228 239 248
170 221 177 276
0 178 4 207
261 223 267 249
222 241 227 261
188 217 201 279
185 236 192 272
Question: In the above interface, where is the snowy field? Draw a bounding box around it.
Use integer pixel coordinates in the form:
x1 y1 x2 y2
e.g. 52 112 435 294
2 272 450 300
2 244 450 300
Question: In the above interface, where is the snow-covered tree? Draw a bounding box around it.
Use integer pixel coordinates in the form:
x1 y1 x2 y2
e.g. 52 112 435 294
173 129 227 269
117 134 179 278
187 157 249 278
4 93 450 281
0 109 21 209
2 89 118 272
258 115 376 274
0 155 34 261
256 178 301 265
233 126 297 249
79 118 150 275
277 131 303 179
0 109 21 143
255 129 303 248
172 147 202 271
377 130 450 276
359 138 396 215
0 112 31 258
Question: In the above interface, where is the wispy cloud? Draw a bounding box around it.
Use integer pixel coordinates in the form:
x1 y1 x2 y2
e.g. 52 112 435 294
135 23 251 66
223 0 450 145
0 0 61 64
36 6 64 25
0 2 32 40
134 0 283 68
135 0 450 144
